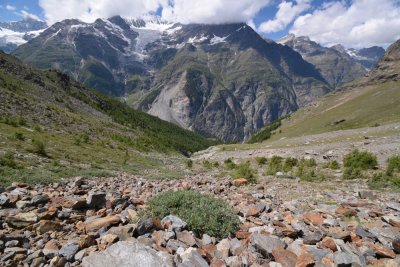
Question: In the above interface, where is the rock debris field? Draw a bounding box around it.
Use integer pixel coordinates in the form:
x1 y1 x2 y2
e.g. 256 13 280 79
0 173 399 267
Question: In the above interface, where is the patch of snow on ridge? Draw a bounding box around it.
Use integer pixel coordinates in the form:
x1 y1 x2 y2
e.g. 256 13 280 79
210 34 228 45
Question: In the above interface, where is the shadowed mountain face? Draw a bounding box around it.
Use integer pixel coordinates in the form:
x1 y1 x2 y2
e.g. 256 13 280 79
278 34 384 89
13 16 331 142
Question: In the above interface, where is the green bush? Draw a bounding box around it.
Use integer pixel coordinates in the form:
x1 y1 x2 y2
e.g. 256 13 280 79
14 132 25 141
283 157 298 172
387 156 400 176
326 160 340 170
185 159 193 168
232 162 257 183
299 158 317 167
1 115 26 127
266 156 283 175
255 156 267 166
296 165 325 182
224 158 237 170
31 139 47 157
0 151 17 169
369 172 400 189
149 190 239 238
343 167 363 180
202 160 213 169
343 150 377 170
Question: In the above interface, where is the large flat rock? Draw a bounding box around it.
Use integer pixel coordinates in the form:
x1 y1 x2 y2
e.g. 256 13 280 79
82 241 173 267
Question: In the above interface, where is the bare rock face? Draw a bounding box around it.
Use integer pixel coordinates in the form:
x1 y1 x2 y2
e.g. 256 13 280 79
82 241 173 267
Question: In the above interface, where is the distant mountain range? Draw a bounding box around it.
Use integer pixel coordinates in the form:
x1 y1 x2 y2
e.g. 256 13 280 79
12 16 331 142
278 34 385 88
0 18 47 53
2 17 386 142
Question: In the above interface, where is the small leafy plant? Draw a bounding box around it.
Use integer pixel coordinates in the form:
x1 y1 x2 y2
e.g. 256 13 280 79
149 190 239 238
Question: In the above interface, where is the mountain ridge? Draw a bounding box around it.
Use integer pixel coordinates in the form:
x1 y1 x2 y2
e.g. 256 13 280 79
12 16 331 142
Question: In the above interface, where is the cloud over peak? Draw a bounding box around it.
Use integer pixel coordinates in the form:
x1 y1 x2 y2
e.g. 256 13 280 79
39 0 271 25
290 0 400 48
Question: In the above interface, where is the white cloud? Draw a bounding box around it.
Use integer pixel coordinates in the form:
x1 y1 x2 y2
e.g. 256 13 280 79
39 0 163 25
290 0 400 48
6 5 16 11
39 0 271 25
258 0 311 33
161 0 271 24
20 10 42 21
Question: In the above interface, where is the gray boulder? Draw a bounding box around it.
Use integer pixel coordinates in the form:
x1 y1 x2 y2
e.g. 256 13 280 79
82 241 173 267
250 232 285 256
161 215 187 232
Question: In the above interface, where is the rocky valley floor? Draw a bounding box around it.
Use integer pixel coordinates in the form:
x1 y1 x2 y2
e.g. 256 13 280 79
0 172 399 267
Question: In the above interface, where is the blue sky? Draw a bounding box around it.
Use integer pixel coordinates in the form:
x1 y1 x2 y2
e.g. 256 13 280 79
0 0 399 48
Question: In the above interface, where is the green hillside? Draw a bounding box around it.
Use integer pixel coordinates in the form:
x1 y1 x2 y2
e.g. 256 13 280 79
0 51 217 185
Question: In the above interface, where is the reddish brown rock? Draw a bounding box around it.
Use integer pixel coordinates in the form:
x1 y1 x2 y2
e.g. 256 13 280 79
373 243 396 258
199 244 217 262
235 231 251 240
177 231 196 247
232 178 248 187
321 237 337 252
84 215 121 233
303 213 324 225
335 207 357 217
272 247 297 267
295 249 315 267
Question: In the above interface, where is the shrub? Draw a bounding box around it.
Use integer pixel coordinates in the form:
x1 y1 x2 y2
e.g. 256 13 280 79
31 139 47 157
185 159 193 168
343 150 377 170
369 172 400 189
387 156 400 176
149 190 239 238
255 156 267 165
326 160 340 170
224 158 237 170
14 132 25 141
202 160 213 169
300 158 317 167
283 157 298 172
1 115 26 127
266 156 283 175
343 167 363 180
0 151 17 169
232 162 257 183
296 165 325 182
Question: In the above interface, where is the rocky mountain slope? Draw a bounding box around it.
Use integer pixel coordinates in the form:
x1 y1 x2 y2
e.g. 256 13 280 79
332 44 385 70
12 16 331 142
0 18 47 53
278 34 384 88
252 38 400 142
0 51 215 184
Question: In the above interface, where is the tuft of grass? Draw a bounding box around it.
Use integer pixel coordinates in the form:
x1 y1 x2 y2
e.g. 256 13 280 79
368 172 400 190
326 160 340 170
343 150 377 180
224 158 237 170
343 149 378 170
185 159 193 168
0 151 18 169
13 132 25 141
255 156 267 166
231 161 257 184
149 190 239 238
266 156 283 175
387 155 400 176
30 139 47 157
283 157 298 172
